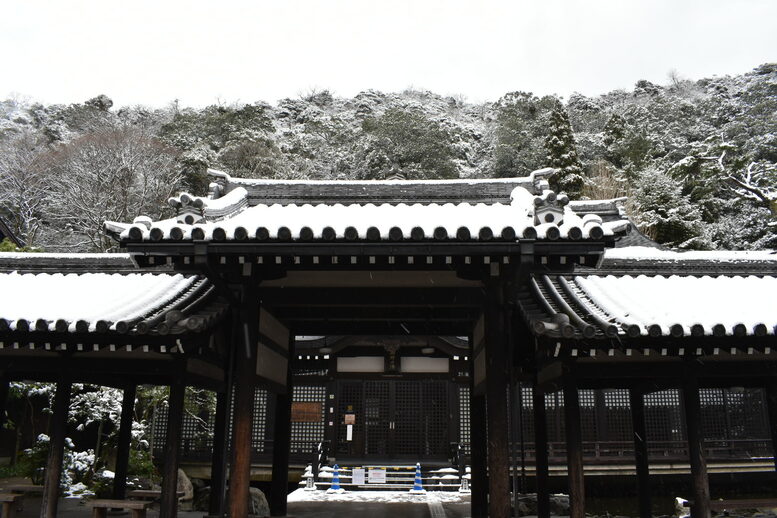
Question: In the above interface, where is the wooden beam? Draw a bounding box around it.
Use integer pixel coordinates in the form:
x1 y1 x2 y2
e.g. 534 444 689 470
288 321 473 336
262 287 484 307
533 384 550 518
683 373 710 518
469 332 488 518
629 387 651 518
765 381 777 473
485 281 510 518
564 377 585 518
126 238 605 260
269 341 294 516
40 378 71 518
159 378 185 518
112 385 136 501
229 292 260 518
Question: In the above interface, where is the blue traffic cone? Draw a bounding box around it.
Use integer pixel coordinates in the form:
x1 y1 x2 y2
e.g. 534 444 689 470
327 464 344 493
331 464 341 490
410 462 426 494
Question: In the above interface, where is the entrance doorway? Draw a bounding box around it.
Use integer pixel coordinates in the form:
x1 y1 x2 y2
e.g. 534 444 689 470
335 380 450 461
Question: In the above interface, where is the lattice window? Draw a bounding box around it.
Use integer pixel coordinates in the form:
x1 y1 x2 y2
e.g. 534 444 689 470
151 389 216 459
459 385 471 455
392 382 419 456
290 385 326 454
251 389 269 453
545 391 565 443
603 389 633 442
579 390 597 443
645 389 685 443
520 385 535 445
422 380 449 456
729 389 769 440
700 388 727 440
336 381 364 455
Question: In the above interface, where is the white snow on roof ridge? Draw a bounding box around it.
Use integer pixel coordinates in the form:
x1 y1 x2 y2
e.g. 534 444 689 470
0 252 131 260
202 186 248 212
605 246 777 262
227 176 534 186
211 167 556 187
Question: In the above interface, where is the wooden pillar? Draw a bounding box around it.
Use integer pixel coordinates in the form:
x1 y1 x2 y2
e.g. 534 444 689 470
629 387 651 518
208 390 230 516
563 377 585 518
683 375 710 518
40 378 72 518
112 385 137 501
470 330 488 518
229 292 260 518
159 378 186 518
764 381 777 473
0 375 9 432
533 384 550 518
270 339 294 516
485 281 510 518
510 380 521 513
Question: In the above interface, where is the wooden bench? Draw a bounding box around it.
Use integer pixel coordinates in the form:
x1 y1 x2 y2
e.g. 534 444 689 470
3 485 43 513
0 493 24 518
4 485 43 494
127 489 185 501
90 499 153 518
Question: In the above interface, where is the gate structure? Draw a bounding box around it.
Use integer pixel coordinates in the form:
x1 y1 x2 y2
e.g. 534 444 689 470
1 167 777 518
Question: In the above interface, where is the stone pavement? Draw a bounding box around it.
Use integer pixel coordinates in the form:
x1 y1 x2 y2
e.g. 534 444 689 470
4 490 473 517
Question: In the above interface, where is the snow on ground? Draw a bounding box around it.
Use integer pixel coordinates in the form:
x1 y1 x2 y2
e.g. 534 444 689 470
287 488 470 504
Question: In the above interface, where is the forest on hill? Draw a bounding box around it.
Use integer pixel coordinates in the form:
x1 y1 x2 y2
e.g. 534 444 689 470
1 63 775 252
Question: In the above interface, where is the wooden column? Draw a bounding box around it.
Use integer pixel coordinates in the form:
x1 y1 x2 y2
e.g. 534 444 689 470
683 375 710 518
510 379 521 513
40 378 72 518
563 377 585 518
0 375 9 431
533 384 550 518
470 331 488 518
209 327 236 517
229 291 260 518
629 387 651 518
112 385 137 501
764 381 777 473
485 280 510 518
159 378 186 518
208 390 230 516
270 338 294 516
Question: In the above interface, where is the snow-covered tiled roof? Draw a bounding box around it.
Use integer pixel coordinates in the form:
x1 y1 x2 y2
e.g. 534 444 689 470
106 169 632 244
519 270 777 340
0 270 225 335
598 246 777 275
207 168 551 206
603 246 777 263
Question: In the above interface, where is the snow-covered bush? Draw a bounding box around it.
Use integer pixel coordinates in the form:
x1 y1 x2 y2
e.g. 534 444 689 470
16 434 95 494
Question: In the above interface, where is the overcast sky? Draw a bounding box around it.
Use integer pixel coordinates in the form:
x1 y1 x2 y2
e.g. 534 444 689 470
1 0 775 108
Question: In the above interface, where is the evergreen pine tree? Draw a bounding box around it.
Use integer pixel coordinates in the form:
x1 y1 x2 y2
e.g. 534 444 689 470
545 105 585 196
631 167 706 248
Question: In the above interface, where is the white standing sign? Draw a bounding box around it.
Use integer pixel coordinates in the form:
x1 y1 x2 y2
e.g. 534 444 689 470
368 468 386 484
351 467 365 485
